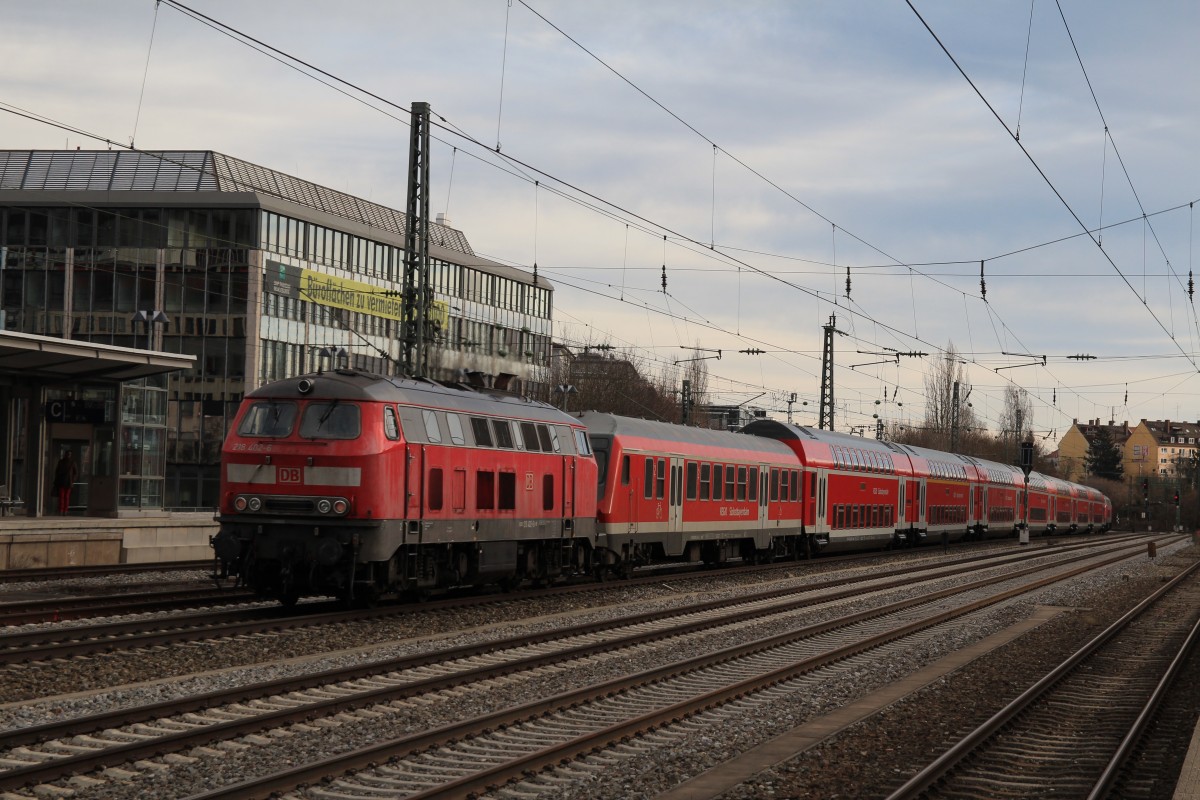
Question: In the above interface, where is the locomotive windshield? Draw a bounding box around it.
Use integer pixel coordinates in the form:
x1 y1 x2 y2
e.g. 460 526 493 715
238 401 298 438
299 401 361 439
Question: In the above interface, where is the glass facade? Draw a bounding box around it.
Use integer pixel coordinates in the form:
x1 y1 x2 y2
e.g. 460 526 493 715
0 199 552 511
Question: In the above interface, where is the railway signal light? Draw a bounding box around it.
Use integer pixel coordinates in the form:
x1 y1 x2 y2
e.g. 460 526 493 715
1174 491 1180 506
1142 479 1149 498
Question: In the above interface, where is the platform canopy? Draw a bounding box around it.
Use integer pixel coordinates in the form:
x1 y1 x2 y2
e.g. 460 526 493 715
0 330 195 382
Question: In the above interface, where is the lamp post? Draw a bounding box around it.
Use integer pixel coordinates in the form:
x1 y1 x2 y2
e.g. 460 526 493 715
131 310 169 351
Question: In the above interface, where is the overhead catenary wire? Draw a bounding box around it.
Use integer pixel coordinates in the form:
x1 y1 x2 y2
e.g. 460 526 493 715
8 3 1189 434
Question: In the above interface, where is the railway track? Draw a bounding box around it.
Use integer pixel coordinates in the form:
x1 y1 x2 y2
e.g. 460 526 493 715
0 535 1143 667
0 535 1172 799
0 560 214 583
886 549 1200 800
0 586 258 626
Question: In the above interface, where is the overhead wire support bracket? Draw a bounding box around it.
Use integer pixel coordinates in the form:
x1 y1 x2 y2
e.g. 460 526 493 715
995 354 1046 371
675 347 721 366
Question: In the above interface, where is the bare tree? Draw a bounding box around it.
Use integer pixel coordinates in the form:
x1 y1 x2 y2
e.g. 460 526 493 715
922 342 977 451
996 385 1034 464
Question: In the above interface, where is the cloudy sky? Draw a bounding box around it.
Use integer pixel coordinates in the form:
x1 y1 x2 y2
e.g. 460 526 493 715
5 1 1200 440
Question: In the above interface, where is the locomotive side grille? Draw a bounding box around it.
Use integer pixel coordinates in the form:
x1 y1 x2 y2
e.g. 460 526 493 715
264 497 317 513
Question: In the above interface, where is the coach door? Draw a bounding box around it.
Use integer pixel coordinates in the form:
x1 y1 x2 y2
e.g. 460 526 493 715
758 467 769 529
406 445 424 521
668 457 684 532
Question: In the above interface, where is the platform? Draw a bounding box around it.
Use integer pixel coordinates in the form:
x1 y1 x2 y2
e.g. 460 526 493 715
0 512 217 570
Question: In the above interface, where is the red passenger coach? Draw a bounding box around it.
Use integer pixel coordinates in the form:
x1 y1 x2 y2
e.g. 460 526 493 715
581 413 803 568
741 422 906 553
213 370 598 604
886 443 974 544
971 457 1025 539
1025 473 1053 536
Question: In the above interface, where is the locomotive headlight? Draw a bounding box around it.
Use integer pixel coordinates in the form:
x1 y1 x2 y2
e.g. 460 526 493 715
233 496 248 511
317 499 332 514
332 499 349 515
247 496 263 512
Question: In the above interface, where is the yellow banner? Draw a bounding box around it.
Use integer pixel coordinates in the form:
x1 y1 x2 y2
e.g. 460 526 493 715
299 269 448 329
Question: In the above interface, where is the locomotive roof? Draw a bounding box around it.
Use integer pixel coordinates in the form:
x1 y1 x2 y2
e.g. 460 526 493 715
579 411 794 457
244 369 577 425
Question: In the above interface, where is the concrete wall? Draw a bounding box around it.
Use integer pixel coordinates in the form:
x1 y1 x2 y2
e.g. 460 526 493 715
0 512 216 570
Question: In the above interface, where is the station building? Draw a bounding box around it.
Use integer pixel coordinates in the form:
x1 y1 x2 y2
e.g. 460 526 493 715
0 149 552 515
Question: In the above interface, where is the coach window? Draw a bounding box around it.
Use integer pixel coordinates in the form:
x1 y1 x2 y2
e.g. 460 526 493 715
536 425 553 452
735 467 746 501
644 458 654 499
712 465 723 500
470 417 493 447
871 506 880 527
780 469 789 502
809 472 816 499
520 422 541 451
383 407 400 440
749 467 759 501
447 414 466 445
422 410 442 443
476 471 495 510
656 459 666 500
725 464 736 500
428 469 444 511
835 505 845 529
492 419 514 449
498 472 516 510
700 464 711 500
770 469 779 501
621 455 631 486
686 462 698 500
543 474 554 511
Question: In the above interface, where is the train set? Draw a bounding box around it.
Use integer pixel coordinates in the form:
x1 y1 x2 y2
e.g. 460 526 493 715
211 369 1112 604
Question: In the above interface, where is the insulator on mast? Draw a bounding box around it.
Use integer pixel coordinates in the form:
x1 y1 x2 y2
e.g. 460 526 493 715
845 267 851 300
980 260 986 301
661 235 667 293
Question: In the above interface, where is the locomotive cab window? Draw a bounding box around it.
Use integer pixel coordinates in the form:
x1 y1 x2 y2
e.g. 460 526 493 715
383 406 400 441
574 429 592 456
447 414 466 445
536 425 553 452
238 401 298 438
422 410 442 443
299 402 361 440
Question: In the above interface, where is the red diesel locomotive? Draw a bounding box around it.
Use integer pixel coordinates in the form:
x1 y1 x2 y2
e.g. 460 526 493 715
212 369 598 604
213 369 1112 604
